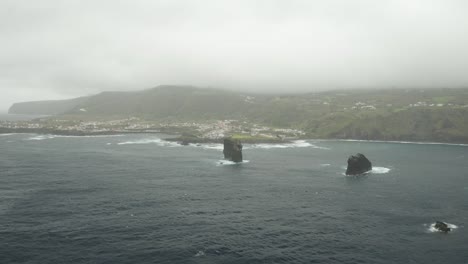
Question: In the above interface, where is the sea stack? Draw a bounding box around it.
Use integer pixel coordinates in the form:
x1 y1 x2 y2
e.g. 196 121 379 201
434 221 451 232
345 153 372 175
223 137 243 162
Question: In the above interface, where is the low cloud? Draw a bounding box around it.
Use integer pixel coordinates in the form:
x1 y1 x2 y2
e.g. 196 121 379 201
1 0 468 111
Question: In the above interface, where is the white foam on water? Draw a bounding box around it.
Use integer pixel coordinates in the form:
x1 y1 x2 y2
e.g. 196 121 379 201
384 140 468 147
321 139 468 147
118 138 159 145
320 164 331 166
217 160 250 166
202 144 223 150
342 171 371 176
0 133 16 136
371 167 391 174
244 140 330 150
25 134 124 141
194 251 205 257
59 134 124 138
118 138 222 149
427 222 458 233
26 135 57 141
117 138 179 147
341 166 390 176
116 138 331 150
196 140 330 151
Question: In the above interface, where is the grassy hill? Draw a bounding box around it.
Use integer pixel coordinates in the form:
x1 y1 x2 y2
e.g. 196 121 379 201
71 86 254 120
8 85 468 143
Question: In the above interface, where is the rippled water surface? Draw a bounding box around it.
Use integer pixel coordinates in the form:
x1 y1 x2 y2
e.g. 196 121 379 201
1 134 467 263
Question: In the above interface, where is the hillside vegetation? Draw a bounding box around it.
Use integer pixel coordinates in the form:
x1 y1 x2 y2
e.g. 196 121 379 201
8 85 468 143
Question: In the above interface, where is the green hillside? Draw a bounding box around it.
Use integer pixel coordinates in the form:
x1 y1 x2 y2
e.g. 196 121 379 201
8 85 468 143
68 86 253 120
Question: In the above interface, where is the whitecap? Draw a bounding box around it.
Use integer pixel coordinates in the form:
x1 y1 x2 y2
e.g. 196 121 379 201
217 160 250 166
118 139 157 145
26 135 56 141
320 139 468 147
25 134 124 140
341 166 390 175
244 140 330 150
202 144 223 150
116 138 330 150
0 133 16 137
320 163 331 166
427 222 458 233
54 134 124 138
194 251 205 257
371 167 391 174
117 138 180 147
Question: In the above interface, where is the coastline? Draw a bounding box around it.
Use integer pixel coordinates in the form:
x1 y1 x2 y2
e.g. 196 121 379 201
1 128 468 146
316 138 468 147
0 127 163 136
163 136 291 144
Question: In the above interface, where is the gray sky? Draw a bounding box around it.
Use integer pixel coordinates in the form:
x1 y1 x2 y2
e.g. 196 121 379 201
1 0 468 111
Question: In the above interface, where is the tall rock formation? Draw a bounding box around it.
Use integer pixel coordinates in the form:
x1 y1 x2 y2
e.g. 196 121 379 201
223 138 243 162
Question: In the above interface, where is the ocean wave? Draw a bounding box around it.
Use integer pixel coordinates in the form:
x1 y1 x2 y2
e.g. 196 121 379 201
49 134 124 139
341 166 391 175
118 139 330 150
244 140 330 150
217 160 250 166
26 135 57 141
25 134 123 141
427 222 458 233
202 144 223 150
63 135 123 138
0 133 16 137
117 138 179 147
321 139 468 147
371 167 391 174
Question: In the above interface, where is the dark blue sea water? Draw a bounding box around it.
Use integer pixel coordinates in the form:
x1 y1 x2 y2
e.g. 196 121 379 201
1 134 467 264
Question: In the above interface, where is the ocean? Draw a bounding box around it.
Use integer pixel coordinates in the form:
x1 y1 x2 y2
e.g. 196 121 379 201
1 133 467 263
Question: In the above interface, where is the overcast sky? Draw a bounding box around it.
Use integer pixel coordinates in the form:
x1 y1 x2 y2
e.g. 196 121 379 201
1 0 468 111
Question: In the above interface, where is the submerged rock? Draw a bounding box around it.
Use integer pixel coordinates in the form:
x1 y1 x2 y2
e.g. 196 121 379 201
178 140 190 146
223 137 243 162
345 153 372 175
434 221 451 232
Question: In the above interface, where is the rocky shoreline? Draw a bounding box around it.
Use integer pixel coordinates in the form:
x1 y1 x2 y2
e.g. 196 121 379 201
0 128 293 144
164 135 291 144
0 127 160 136
2 127 468 145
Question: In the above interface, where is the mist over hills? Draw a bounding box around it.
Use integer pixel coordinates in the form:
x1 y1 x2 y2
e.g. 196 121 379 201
8 85 468 143
8 96 90 116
